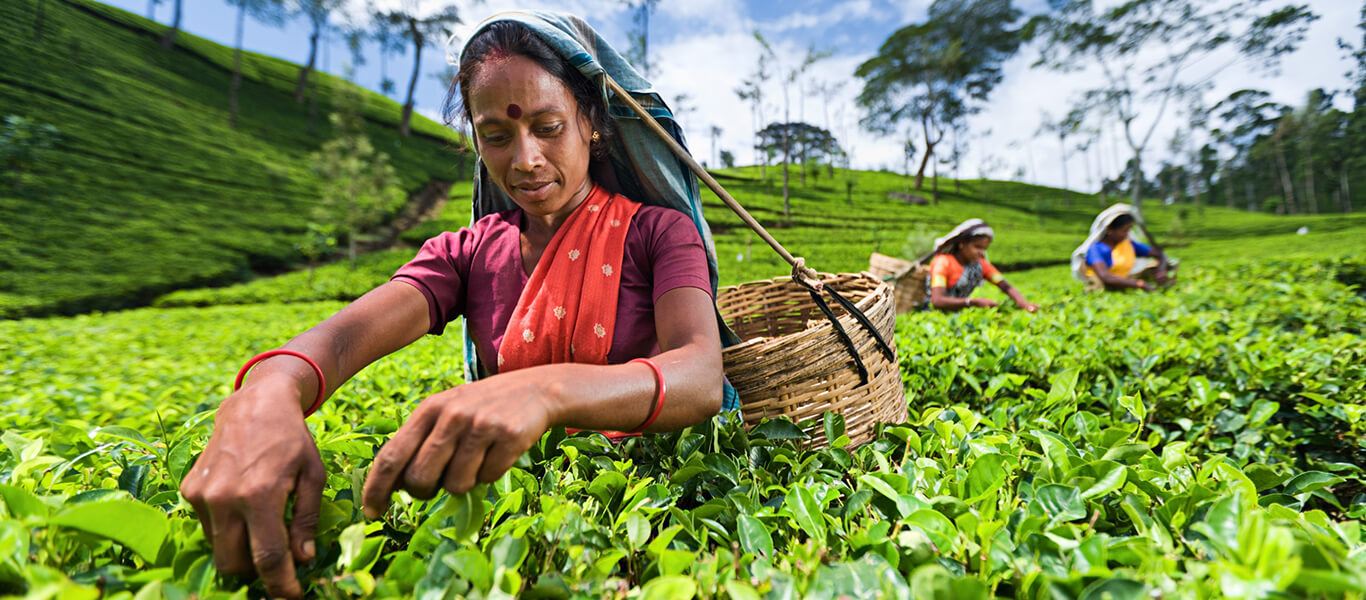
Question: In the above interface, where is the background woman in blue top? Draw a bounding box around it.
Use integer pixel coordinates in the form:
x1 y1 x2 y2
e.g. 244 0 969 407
1071 204 1175 292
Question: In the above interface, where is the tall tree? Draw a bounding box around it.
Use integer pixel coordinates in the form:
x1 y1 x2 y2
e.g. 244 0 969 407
1038 109 1083 207
857 0 1022 190
225 0 287 129
622 0 661 78
772 45 829 209
160 0 182 48
1213 89 1287 212
735 32 776 177
709 125 723 168
755 122 840 217
311 81 405 267
293 0 345 104
147 0 162 19
379 4 460 136
371 8 408 95
1030 0 1317 215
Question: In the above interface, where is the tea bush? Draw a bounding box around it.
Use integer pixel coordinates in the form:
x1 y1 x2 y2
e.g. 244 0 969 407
2 256 1363 598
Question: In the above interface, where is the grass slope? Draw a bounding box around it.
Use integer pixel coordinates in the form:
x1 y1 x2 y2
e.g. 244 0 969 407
152 163 1366 308
0 0 473 319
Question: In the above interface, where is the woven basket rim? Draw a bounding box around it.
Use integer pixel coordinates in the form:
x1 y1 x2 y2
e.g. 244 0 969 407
720 272 884 350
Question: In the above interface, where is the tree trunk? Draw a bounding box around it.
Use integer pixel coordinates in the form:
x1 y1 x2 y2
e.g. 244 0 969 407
913 147 932 190
1304 151 1317 214
295 25 320 104
1224 167 1235 209
914 115 937 190
229 2 245 129
1059 135 1070 208
931 157 939 205
161 0 181 49
1081 146 1093 198
1343 170 1352 213
308 58 319 136
401 24 422 137
147 0 157 19
1273 138 1297 214
1128 149 1143 218
781 134 790 218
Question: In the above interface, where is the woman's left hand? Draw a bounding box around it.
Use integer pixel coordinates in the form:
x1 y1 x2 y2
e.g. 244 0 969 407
1019 302 1039 313
1154 264 1171 286
360 376 555 519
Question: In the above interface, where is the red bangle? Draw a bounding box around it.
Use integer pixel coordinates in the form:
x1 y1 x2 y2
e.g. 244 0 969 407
234 350 327 417
628 357 666 433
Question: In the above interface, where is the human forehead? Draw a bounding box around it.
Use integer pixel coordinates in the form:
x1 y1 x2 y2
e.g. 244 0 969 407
467 54 578 123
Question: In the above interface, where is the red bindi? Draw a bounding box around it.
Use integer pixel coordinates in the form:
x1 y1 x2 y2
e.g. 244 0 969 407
506 104 522 119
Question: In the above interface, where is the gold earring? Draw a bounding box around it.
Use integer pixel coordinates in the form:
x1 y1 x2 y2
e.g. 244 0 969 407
591 131 600 143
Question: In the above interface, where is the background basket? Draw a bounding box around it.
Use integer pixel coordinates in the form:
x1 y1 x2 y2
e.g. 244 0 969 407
718 272 907 447
868 252 929 313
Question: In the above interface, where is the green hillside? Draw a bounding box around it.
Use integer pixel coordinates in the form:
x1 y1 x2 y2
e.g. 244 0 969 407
151 163 1366 308
0 0 473 319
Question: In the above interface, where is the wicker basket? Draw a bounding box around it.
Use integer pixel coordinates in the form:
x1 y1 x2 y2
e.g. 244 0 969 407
868 252 929 314
718 272 907 448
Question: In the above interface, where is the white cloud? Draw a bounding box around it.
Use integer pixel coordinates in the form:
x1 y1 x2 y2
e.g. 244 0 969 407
658 0 748 30
767 0 877 33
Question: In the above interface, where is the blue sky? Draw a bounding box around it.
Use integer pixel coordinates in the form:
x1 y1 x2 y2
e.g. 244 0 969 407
112 0 1358 191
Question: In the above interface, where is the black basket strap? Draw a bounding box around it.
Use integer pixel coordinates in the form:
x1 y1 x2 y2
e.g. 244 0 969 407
822 285 897 363
803 287 870 385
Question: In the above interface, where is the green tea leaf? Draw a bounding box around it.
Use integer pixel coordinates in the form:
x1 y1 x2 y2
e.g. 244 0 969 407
736 513 773 558
786 486 827 542
1031 484 1085 524
822 412 846 443
752 419 809 440
50 500 168 560
0 484 48 519
1077 460 1127 500
1284 472 1345 496
964 454 1006 504
1117 394 1147 424
641 575 696 600
1046 368 1080 406
626 511 651 549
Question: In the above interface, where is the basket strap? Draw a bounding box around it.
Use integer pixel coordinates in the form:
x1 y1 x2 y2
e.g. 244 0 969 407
801 285 870 385
789 263 897 387
821 285 896 364
603 74 822 286
605 73 894 383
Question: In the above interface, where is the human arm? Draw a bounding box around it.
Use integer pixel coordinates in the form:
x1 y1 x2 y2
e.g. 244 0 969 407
1091 261 1154 291
996 280 1038 312
929 286 998 310
1151 248 1171 285
179 281 431 599
360 285 723 516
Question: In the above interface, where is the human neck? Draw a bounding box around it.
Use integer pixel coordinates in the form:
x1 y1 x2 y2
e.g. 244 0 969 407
523 180 595 239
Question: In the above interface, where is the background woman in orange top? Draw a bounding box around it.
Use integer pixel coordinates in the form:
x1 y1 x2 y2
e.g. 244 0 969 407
927 219 1039 312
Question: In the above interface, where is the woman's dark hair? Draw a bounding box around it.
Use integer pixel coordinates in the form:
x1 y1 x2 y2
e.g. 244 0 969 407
1108 214 1135 230
444 21 615 160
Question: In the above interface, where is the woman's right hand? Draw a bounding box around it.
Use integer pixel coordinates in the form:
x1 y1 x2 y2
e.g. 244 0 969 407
179 379 325 600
